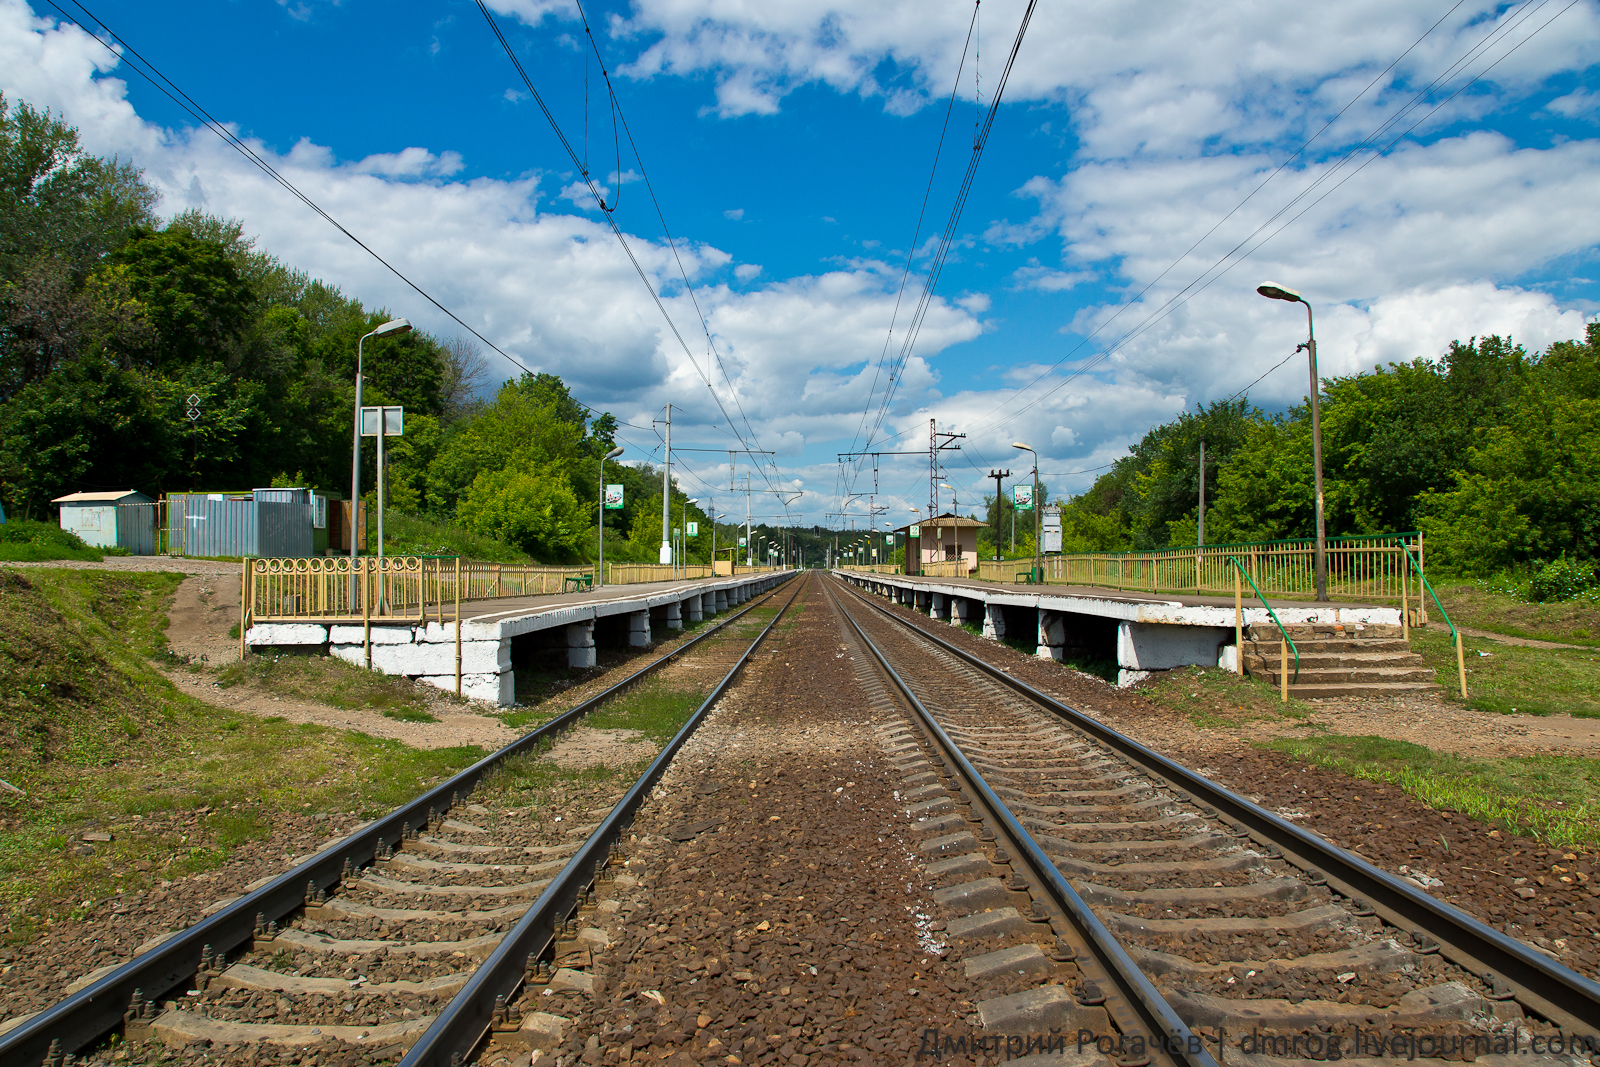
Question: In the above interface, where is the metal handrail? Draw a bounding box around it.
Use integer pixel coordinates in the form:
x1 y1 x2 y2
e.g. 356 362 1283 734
1227 555 1298 684
1397 539 1468 698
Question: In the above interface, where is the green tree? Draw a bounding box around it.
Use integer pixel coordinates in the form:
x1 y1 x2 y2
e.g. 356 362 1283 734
456 464 588 558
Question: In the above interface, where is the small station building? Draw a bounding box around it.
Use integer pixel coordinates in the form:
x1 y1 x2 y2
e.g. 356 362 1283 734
897 513 990 575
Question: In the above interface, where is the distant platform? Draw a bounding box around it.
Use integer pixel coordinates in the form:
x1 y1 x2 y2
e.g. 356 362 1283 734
832 569 1400 686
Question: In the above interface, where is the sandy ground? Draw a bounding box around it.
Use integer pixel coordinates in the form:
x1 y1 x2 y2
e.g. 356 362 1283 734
154 571 519 750
3 556 241 576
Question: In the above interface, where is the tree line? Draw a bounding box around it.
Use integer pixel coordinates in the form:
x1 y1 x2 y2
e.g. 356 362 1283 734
998 330 1600 577
0 94 758 563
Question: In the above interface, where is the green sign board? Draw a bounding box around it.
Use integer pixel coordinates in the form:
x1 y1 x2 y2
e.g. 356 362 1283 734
1013 483 1035 511
686 521 699 538
603 484 625 510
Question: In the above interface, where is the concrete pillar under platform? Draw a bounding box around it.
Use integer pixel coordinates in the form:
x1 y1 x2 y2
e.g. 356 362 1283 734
628 610 651 648
950 598 975 627
661 601 683 631
1116 621 1230 671
567 619 596 669
684 594 704 623
715 589 728 612
914 590 932 613
983 603 1006 641
930 593 948 621
1037 610 1065 662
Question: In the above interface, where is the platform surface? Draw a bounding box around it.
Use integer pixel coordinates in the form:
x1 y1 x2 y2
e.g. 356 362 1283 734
461 573 785 624
837 570 1398 625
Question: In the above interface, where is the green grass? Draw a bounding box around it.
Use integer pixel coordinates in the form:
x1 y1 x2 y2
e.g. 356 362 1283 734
585 681 704 742
0 520 102 562
1434 580 1600 647
379 510 536 564
215 650 440 720
1263 733 1600 848
1411 626 1600 718
0 567 483 940
1143 663 1316 727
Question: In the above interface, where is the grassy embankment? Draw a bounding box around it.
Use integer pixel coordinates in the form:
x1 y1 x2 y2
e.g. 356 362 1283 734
0 520 107 563
0 567 484 941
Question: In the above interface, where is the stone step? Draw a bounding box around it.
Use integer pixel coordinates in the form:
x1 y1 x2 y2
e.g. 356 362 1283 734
1244 636 1415 654
1247 664 1439 685
1242 649 1425 669
1280 681 1445 699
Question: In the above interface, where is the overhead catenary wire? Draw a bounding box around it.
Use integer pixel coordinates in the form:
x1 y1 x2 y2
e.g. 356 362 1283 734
965 0 1571 440
567 0 791 510
47 0 658 442
850 0 1039 498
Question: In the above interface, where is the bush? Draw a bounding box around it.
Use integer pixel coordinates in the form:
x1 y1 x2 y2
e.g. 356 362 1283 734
1529 557 1597 603
0 520 102 562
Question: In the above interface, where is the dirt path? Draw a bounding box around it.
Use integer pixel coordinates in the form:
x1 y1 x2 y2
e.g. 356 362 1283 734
160 667 519 750
1459 625 1593 651
158 571 520 750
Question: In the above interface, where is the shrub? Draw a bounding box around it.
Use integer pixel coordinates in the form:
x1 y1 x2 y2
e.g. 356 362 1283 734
1529 556 1598 603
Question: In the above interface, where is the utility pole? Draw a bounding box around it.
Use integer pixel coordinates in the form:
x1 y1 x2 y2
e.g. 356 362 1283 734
927 419 966 519
657 405 673 566
989 468 1011 561
1198 438 1206 547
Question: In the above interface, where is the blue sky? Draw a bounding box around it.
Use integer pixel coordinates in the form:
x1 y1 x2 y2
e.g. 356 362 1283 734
6 0 1600 528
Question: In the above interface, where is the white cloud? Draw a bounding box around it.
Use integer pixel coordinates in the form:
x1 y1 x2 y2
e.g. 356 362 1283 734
1548 87 1600 119
723 207 744 220
1011 263 1093 292
734 263 762 281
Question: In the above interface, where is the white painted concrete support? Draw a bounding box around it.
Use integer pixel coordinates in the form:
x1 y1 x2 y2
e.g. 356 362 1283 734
1116 621 1231 671
684 595 703 623
983 604 1006 641
628 610 651 647
915 590 932 613
715 590 728 612
930 593 947 621
1036 610 1066 662
663 601 683 630
950 599 974 627
567 620 596 669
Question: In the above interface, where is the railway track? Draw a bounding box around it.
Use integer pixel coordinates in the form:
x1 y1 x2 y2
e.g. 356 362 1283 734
0 575 799 1067
826 576 1600 1066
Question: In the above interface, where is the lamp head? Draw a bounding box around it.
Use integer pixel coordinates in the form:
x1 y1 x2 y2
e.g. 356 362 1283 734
1011 442 1033 452
372 318 413 338
1257 281 1302 303
687 498 699 505
604 445 625 460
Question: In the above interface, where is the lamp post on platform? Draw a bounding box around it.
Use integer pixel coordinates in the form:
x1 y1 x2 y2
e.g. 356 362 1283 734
350 318 411 564
1257 281 1328 601
1012 443 1040 584
597 445 624 588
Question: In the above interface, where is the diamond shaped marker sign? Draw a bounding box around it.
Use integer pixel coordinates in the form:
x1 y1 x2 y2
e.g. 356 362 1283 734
186 393 201 407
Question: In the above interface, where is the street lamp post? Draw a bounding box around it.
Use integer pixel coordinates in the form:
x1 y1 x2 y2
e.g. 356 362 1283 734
597 445 624 589
1012 443 1040 584
350 318 411 609
680 497 699 580
1258 281 1328 601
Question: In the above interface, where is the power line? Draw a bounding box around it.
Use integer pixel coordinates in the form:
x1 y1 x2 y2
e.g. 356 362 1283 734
967 0 1569 439
47 0 654 439
851 0 1039 493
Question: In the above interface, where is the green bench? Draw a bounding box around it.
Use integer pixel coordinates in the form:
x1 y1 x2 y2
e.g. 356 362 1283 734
564 573 594 593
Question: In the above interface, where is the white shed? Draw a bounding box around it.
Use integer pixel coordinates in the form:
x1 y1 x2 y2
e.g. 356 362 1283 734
53 490 156 552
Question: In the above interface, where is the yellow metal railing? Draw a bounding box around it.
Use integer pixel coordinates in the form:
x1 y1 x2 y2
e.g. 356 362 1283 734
242 555 789 629
838 563 901 574
970 532 1424 601
919 559 973 578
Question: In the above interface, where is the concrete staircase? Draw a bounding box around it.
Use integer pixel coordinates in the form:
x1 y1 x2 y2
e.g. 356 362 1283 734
1242 622 1441 699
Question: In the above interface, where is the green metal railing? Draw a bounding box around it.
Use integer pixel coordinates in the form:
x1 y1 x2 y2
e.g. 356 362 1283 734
1227 555 1298 699
1398 539 1468 698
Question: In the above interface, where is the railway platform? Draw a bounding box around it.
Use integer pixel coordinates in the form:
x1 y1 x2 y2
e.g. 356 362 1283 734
834 568 1403 685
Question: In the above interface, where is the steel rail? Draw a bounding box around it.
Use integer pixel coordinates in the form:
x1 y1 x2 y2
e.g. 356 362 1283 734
833 575 1600 1034
1 574 796 1067
823 581 1217 1067
398 573 803 1066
